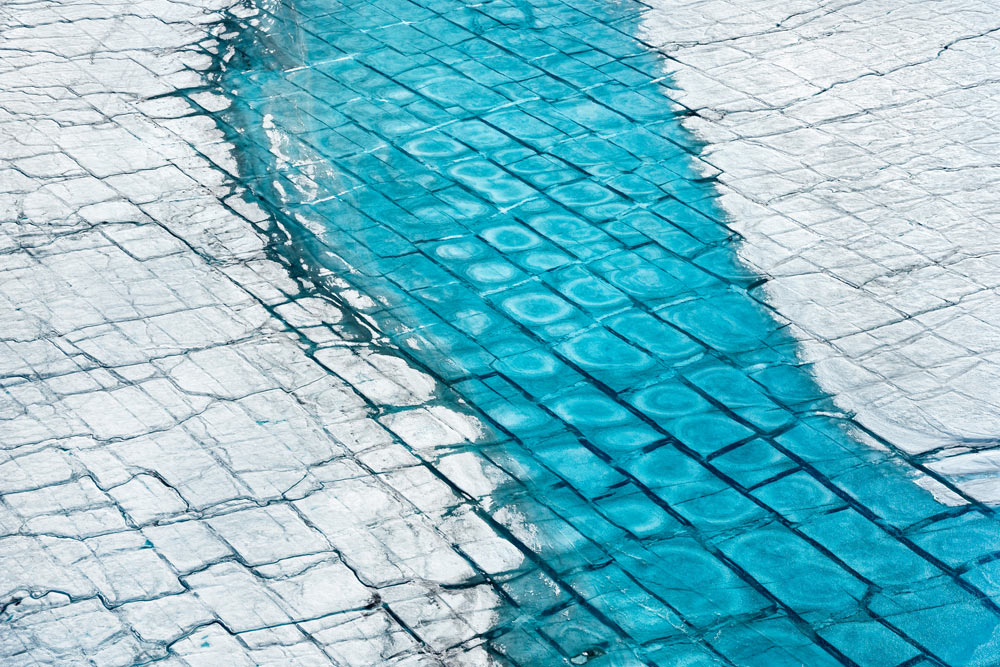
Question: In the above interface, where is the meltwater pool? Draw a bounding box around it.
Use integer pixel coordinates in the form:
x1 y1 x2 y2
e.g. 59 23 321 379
198 0 1000 663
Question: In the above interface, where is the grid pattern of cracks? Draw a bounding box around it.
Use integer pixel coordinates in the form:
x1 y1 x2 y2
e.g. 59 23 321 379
2 0 1000 665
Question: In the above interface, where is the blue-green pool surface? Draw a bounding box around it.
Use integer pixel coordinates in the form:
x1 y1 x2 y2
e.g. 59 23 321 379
198 0 1000 663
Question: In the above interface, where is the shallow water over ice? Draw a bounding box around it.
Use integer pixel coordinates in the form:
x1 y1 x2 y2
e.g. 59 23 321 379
205 0 1000 662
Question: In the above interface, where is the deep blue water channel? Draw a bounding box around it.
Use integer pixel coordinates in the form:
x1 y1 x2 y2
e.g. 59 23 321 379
204 0 1000 663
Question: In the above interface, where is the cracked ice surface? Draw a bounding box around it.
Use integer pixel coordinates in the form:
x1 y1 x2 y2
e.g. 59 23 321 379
641 0 1000 502
0 0 520 663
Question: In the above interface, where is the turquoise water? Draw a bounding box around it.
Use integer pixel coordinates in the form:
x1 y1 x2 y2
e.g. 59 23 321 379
204 0 1000 663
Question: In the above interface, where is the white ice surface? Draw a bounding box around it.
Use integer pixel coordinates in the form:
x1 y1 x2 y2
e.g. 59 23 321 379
0 0 517 663
642 0 1000 502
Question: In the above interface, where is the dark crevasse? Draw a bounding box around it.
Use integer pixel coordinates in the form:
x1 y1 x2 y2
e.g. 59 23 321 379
197 0 1000 663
